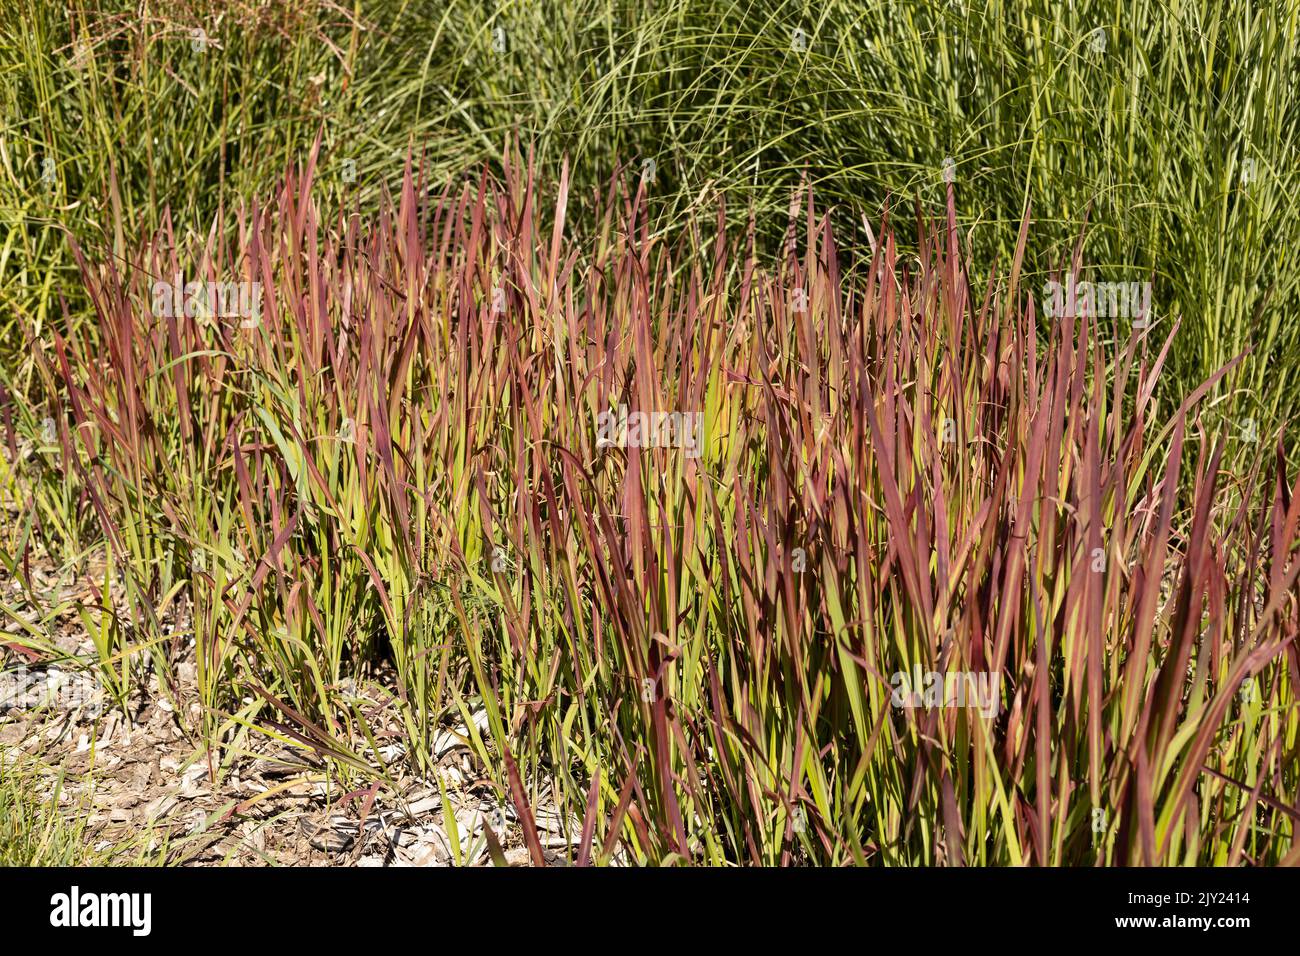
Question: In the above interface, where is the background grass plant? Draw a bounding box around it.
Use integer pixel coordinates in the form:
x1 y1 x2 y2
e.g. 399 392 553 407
2 1 1297 424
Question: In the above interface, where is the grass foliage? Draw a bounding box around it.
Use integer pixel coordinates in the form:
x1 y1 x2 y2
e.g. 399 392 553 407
1 0 1298 865
25 145 1299 864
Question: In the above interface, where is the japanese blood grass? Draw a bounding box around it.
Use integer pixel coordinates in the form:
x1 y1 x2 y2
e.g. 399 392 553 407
44 147 1300 865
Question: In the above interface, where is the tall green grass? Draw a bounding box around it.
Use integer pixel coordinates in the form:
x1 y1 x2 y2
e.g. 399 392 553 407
0 761 92 864
0 753 164 864
3 1 1297 425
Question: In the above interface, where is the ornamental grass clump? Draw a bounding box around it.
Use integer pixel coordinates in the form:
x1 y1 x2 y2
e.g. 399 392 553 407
43 143 1299 865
